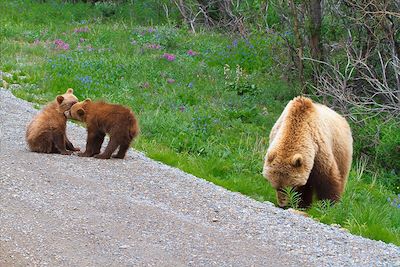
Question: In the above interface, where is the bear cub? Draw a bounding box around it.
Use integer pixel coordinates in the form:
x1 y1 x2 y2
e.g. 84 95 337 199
263 96 353 208
26 88 80 155
65 99 139 159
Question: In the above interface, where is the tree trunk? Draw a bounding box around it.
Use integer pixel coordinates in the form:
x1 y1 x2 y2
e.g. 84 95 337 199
308 0 322 61
289 0 305 92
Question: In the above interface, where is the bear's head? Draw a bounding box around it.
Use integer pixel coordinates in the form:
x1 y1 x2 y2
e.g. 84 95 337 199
64 98 91 121
263 147 315 207
56 88 78 113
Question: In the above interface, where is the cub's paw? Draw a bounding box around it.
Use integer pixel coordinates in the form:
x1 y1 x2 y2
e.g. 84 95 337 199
94 154 111 159
112 154 125 159
61 151 73 155
77 152 92 157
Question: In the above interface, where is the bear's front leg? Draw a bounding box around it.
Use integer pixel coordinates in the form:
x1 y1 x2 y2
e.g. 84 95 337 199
78 130 100 157
296 183 313 209
313 160 344 203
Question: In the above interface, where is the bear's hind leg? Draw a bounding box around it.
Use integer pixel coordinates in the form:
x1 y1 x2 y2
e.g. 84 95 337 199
112 138 132 159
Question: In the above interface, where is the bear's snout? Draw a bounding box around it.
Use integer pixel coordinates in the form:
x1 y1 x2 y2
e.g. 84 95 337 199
276 189 289 208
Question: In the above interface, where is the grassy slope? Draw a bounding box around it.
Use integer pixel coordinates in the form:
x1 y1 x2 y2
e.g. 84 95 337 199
1 0 399 245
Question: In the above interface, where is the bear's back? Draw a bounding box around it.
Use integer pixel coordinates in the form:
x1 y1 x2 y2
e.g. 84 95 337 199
86 102 135 132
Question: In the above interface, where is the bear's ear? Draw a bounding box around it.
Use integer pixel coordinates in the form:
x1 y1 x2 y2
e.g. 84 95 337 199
77 108 85 117
56 95 64 104
66 88 74 94
84 98 92 103
291 154 303 167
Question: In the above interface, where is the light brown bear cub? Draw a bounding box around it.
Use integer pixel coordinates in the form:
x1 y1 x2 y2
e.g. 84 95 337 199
263 96 353 208
65 99 139 159
26 88 80 155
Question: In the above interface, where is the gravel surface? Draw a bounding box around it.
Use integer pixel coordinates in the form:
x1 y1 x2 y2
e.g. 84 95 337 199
0 87 399 266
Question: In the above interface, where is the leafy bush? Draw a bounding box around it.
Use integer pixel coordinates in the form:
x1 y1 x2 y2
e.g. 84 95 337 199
352 119 400 191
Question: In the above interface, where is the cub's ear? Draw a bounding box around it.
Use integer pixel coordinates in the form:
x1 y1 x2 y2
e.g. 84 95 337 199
56 95 64 104
82 98 92 107
66 88 74 94
291 154 303 167
77 108 85 117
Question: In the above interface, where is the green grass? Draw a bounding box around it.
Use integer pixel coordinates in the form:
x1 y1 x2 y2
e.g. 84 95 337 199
1 0 399 246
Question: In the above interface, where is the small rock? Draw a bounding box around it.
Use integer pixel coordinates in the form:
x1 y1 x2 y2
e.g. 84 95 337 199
2 80 8 88
119 245 129 249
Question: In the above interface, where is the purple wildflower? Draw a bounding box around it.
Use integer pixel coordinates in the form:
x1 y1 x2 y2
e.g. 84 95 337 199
33 39 40 45
78 75 92 85
187 49 197 56
188 82 193 88
388 194 400 209
232 39 238 47
79 38 85 43
54 39 70 50
179 105 186 112
146 44 161 50
142 82 150 88
167 78 175 84
163 53 176 61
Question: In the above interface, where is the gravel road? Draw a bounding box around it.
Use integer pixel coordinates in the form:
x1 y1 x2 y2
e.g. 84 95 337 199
0 88 399 266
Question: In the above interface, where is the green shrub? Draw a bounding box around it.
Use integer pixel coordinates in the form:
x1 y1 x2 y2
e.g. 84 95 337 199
352 118 400 191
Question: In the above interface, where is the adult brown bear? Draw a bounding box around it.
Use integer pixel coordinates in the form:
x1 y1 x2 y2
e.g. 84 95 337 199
263 96 353 208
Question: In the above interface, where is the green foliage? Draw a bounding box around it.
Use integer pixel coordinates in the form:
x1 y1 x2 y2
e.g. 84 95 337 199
94 1 118 18
1 0 399 246
223 64 259 96
281 187 302 210
308 175 400 245
130 26 179 49
205 34 274 73
352 119 400 192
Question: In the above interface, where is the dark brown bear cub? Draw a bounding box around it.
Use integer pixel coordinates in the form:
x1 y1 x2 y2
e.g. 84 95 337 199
65 99 139 159
26 88 80 155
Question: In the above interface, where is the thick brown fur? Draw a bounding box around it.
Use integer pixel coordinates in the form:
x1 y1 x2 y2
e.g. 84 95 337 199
65 99 139 159
26 88 80 155
263 96 353 208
